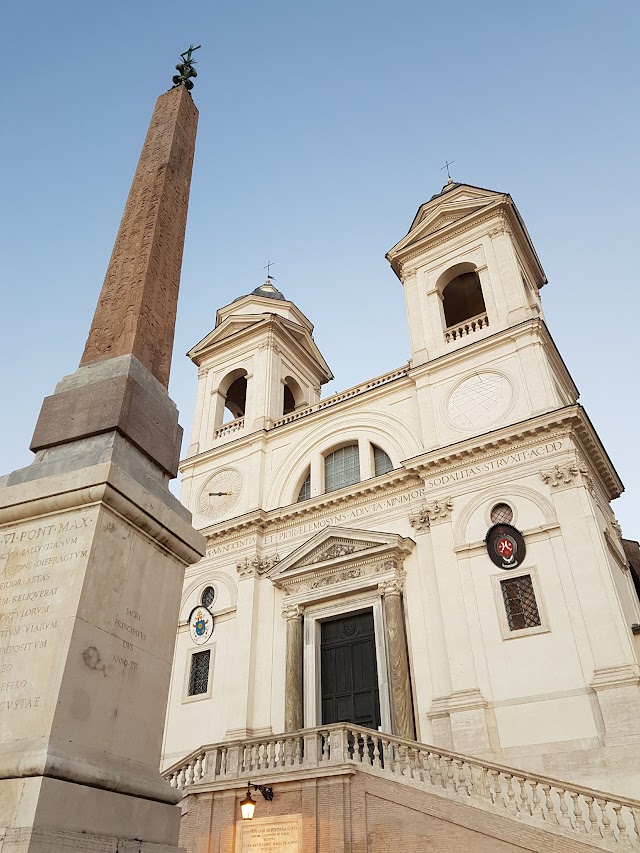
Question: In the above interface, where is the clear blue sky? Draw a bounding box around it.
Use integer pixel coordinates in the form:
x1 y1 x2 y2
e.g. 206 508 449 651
1 1 639 533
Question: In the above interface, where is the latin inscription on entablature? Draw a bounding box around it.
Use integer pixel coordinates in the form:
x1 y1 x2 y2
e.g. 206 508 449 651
263 488 425 547
425 440 564 489
206 535 257 557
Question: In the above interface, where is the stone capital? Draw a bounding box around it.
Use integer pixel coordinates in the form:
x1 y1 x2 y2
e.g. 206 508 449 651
540 462 592 491
409 498 453 530
282 603 304 621
236 552 280 579
379 577 404 596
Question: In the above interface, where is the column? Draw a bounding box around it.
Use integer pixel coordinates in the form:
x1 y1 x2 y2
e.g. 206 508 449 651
283 604 304 732
380 580 415 740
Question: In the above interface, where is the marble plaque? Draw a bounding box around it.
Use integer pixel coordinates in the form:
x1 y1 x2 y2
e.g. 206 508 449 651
236 815 301 853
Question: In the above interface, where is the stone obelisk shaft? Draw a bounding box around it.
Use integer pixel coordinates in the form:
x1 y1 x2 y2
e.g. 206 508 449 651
81 85 197 388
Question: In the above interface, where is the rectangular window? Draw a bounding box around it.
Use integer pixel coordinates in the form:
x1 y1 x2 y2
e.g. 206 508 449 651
500 575 541 631
187 649 211 697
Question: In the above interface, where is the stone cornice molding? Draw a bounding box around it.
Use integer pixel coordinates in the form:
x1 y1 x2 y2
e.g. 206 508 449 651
276 556 404 600
405 405 622 500
198 477 424 542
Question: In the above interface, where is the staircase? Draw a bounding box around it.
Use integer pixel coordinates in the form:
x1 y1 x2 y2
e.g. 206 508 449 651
164 723 640 851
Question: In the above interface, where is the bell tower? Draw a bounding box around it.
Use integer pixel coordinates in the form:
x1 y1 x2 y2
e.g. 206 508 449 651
386 181 578 449
185 279 333 457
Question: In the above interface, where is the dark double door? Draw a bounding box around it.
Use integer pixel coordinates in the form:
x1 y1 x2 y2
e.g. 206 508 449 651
320 609 381 730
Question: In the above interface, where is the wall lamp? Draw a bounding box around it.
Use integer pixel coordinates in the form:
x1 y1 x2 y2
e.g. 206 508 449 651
240 781 274 820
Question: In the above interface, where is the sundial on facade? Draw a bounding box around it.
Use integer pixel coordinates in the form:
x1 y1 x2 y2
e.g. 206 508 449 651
446 371 512 429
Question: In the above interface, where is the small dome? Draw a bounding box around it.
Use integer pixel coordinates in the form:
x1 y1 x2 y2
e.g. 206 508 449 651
234 278 286 302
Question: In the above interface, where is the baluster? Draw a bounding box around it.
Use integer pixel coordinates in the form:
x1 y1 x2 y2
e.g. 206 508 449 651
178 767 186 789
485 769 498 805
515 777 530 815
557 788 573 828
541 784 558 824
450 759 461 792
169 771 177 788
598 799 615 841
193 754 203 784
530 782 544 820
220 748 228 777
415 750 427 783
504 774 518 814
461 763 474 797
583 796 597 835
265 740 273 770
570 792 586 833
382 739 392 773
321 732 329 762
295 737 303 765
372 738 382 770
613 804 632 848
445 757 456 791
401 746 412 778
426 752 438 786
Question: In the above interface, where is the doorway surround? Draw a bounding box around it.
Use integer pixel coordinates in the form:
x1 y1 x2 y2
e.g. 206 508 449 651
269 525 415 738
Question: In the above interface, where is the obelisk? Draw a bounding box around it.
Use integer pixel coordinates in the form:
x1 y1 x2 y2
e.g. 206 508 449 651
0 48 206 853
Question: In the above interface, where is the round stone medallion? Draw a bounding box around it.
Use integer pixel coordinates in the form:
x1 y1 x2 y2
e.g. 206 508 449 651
446 371 513 430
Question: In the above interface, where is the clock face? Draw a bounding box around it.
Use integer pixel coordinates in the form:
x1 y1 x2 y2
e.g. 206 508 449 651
197 468 243 520
446 371 513 430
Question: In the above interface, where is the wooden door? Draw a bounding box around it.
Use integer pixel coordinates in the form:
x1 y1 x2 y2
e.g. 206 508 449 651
320 609 381 730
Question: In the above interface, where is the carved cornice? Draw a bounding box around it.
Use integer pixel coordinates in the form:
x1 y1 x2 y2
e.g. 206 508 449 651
409 498 453 531
280 556 402 597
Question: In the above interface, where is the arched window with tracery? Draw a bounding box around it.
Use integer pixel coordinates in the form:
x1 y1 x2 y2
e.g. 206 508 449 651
297 470 311 502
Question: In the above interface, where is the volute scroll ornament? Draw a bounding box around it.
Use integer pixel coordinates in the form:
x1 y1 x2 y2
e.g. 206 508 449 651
378 577 404 596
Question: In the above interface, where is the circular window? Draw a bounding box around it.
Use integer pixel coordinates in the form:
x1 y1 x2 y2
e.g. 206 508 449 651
201 586 216 609
491 503 513 525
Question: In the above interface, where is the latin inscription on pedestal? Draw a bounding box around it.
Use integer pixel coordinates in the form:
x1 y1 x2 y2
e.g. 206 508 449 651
236 815 301 853
0 508 98 739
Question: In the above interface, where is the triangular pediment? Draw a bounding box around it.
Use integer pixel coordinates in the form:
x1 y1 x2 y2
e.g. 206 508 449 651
389 185 506 258
270 526 415 582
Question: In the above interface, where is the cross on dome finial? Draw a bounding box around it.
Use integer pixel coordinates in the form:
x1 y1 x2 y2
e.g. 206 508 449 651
440 159 455 184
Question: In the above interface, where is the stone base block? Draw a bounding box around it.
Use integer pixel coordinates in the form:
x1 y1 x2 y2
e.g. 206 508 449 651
0 775 181 850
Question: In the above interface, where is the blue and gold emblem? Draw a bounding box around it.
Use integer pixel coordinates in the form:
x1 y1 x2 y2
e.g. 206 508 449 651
188 605 214 644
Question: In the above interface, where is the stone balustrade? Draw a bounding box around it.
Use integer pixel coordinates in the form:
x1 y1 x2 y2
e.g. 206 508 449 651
271 367 409 429
444 312 489 343
213 417 244 440
164 724 640 849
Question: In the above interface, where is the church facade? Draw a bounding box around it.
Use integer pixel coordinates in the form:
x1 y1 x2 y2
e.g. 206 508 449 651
162 181 640 799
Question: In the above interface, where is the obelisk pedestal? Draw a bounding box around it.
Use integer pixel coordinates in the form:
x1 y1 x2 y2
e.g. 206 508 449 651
0 69 206 852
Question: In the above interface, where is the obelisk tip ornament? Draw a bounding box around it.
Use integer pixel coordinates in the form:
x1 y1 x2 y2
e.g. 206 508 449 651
171 44 201 90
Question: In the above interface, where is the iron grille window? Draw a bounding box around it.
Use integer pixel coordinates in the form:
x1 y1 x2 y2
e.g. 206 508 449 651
500 575 541 631
297 471 311 502
491 502 513 524
324 445 360 493
187 649 211 696
373 446 393 477
201 586 215 609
